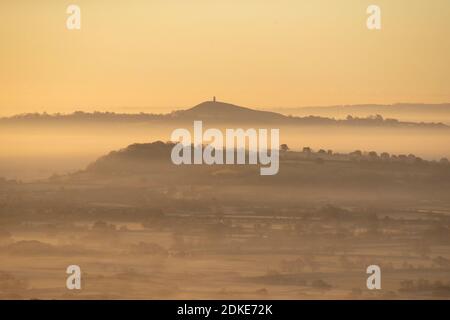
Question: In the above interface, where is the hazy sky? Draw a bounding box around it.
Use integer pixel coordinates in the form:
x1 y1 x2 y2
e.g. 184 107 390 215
1 0 449 115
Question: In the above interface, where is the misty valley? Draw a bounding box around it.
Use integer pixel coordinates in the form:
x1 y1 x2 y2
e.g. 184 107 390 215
1 137 450 299
2 0 450 308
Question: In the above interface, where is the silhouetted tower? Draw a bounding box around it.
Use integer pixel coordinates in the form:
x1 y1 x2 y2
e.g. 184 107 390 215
213 96 216 102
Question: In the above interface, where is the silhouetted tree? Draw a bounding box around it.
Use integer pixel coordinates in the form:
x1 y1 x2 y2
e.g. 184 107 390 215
280 144 289 152
380 152 390 160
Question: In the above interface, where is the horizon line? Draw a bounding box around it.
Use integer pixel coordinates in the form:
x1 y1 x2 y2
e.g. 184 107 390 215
2 100 450 118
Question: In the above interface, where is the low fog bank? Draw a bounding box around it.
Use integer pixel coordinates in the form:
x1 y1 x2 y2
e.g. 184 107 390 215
1 121 449 181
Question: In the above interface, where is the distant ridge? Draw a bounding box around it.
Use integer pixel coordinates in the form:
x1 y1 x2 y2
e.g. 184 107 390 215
1 100 448 128
268 103 450 124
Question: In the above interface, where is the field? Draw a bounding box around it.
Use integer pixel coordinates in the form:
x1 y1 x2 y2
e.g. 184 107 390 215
1 147 450 299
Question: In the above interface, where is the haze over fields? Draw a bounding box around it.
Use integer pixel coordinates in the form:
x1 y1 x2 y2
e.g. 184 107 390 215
1 101 450 300
2 139 450 299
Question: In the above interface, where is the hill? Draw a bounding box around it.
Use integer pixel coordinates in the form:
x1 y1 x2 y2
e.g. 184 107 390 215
78 141 450 195
170 101 286 122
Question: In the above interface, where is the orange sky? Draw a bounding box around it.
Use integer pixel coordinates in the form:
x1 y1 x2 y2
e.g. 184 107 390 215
1 0 449 115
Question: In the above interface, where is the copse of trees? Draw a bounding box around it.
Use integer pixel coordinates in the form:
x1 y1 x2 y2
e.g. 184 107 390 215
291 146 449 166
0 111 166 122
